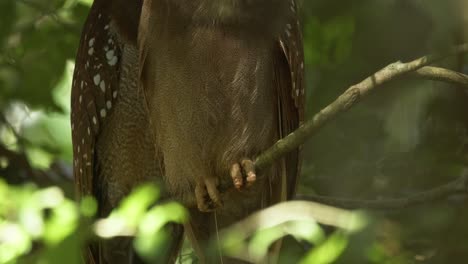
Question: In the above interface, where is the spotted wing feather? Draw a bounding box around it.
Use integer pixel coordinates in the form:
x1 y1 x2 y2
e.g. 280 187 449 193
71 0 121 200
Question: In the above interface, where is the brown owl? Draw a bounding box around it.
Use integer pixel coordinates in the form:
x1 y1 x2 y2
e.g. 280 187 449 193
71 0 305 263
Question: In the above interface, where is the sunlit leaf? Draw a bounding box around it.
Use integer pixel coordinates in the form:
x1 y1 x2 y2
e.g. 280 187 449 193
300 232 349 264
80 196 97 218
134 202 188 261
94 184 162 238
24 145 54 169
0 221 32 264
43 200 79 245
221 229 246 257
284 220 326 244
248 225 284 261
113 184 161 227
76 0 93 7
94 216 131 239
0 125 18 151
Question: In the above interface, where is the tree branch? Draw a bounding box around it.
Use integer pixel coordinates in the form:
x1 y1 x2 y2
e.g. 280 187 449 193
295 174 468 210
183 44 468 207
413 66 468 86
254 44 468 173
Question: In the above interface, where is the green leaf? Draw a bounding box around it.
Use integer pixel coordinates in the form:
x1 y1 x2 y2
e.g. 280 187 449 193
76 0 93 7
134 202 188 261
79 196 97 218
113 184 161 226
300 232 349 264
0 221 32 264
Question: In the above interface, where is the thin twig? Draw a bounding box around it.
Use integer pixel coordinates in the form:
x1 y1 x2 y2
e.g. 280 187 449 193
295 174 468 210
413 66 468 86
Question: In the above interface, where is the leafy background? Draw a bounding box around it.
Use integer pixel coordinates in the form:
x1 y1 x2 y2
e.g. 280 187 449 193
1 0 468 263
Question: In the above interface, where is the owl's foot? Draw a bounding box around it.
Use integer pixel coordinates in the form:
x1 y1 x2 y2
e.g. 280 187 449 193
195 177 223 212
230 159 257 190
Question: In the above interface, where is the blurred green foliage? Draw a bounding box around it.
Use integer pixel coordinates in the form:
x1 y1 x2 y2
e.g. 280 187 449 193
0 0 89 174
2 178 382 263
0 0 88 111
220 210 368 263
303 15 355 67
0 178 82 263
0 180 187 263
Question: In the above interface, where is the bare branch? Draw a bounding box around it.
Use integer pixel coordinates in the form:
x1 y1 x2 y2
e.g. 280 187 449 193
295 174 468 210
413 66 468 86
254 43 468 173
182 44 468 208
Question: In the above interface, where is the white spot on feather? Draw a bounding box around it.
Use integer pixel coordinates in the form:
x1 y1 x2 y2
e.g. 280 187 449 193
93 74 101 85
108 56 118 66
100 80 106 92
106 50 115 60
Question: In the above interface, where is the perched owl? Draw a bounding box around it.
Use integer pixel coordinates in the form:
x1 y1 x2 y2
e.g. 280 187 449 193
71 0 304 263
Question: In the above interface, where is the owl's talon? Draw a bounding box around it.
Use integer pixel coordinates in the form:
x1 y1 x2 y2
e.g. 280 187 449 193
230 163 243 190
241 159 256 187
195 177 222 212
230 159 256 190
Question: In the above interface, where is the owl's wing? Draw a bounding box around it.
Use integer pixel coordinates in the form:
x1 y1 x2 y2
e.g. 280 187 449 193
275 0 305 200
71 1 123 262
71 1 121 200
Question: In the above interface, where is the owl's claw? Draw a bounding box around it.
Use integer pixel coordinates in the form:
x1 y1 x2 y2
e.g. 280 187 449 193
230 159 257 190
195 177 223 212
195 159 256 212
